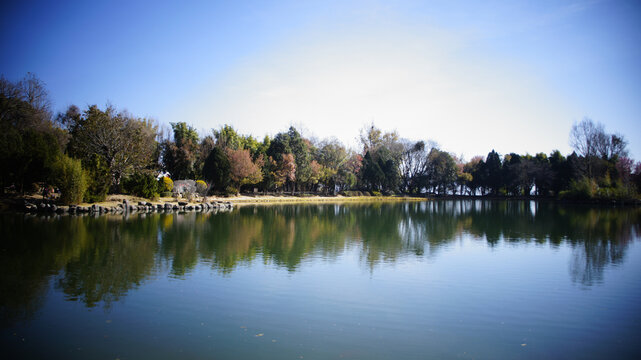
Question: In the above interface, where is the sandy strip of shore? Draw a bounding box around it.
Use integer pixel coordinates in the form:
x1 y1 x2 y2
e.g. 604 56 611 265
68 194 427 208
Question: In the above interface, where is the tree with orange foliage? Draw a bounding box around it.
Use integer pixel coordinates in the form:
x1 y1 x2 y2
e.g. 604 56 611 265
270 153 296 191
225 148 264 192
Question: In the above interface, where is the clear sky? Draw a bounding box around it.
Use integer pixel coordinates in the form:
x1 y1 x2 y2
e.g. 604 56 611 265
1 0 639 159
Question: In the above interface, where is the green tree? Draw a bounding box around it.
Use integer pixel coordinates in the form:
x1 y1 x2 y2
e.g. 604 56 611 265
426 149 457 194
83 154 112 202
161 122 199 179
122 172 159 199
287 127 312 190
502 153 536 196
194 135 216 179
64 104 158 186
267 127 312 192
316 138 349 194
213 124 244 150
549 150 568 196
50 154 88 204
360 151 388 192
202 147 231 194
484 150 503 195
464 156 484 195
0 74 63 193
337 152 361 191
357 124 403 193
172 122 199 148
533 152 553 196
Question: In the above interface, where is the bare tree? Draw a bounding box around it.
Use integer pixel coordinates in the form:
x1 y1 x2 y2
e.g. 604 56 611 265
569 118 629 177
0 75 19 99
17 72 51 114
570 118 604 159
607 134 628 160
569 118 628 160
1 73 52 130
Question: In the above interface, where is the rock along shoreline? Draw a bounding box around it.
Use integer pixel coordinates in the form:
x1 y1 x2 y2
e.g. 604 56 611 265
22 198 234 216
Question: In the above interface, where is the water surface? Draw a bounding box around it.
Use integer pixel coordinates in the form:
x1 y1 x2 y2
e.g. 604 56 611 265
1 201 640 359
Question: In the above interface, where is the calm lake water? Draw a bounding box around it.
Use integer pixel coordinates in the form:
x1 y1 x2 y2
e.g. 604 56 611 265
1 201 640 359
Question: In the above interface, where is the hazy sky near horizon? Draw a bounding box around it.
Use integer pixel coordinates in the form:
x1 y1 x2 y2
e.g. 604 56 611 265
1 0 640 159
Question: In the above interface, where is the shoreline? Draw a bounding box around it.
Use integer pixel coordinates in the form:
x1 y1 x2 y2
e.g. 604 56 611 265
217 194 426 205
0 193 428 215
1 193 638 215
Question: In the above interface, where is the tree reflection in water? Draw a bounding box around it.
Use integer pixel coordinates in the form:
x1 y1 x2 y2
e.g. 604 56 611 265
1 201 639 326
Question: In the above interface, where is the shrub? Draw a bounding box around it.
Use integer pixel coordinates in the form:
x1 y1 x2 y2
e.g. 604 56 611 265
196 180 208 196
225 185 239 196
83 154 111 203
559 177 597 200
122 172 159 199
596 184 636 200
372 190 382 197
50 154 88 205
161 191 173 198
159 176 173 192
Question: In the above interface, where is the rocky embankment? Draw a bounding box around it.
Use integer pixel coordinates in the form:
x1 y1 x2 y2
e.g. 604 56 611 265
22 199 234 215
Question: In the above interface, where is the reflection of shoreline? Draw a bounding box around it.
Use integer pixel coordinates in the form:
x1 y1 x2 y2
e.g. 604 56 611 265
1 202 639 327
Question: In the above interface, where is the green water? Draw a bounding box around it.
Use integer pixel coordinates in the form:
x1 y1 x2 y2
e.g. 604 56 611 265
1 201 640 359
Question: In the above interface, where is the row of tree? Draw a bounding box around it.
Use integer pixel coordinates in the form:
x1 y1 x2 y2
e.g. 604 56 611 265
1 73 639 203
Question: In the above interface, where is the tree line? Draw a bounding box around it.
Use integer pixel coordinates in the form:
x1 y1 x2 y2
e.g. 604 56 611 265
1 73 639 203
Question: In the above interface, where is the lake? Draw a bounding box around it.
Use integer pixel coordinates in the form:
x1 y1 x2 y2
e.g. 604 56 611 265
1 200 640 359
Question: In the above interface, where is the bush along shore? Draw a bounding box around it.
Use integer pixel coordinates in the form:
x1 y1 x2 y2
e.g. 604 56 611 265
21 198 234 215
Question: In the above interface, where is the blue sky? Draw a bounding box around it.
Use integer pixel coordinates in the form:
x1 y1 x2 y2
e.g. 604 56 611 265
1 0 639 159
